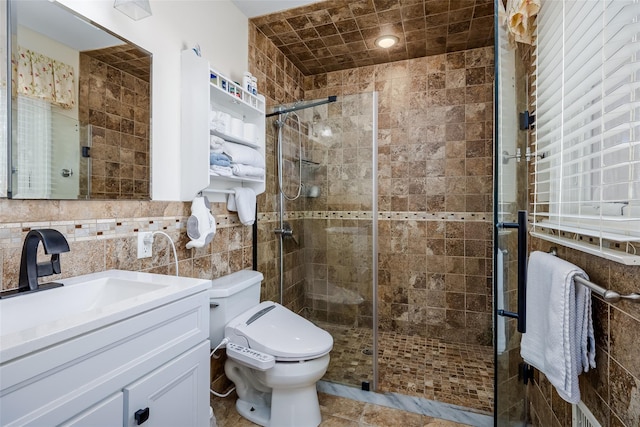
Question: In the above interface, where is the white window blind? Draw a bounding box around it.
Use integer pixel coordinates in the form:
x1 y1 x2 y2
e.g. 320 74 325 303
532 0 640 265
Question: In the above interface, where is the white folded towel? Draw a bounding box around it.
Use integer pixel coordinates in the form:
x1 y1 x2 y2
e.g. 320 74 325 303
210 135 225 153
231 163 265 179
227 187 256 226
223 142 264 168
521 251 596 404
209 165 233 177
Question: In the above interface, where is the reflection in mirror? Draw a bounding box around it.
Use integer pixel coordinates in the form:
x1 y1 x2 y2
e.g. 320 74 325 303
7 0 151 200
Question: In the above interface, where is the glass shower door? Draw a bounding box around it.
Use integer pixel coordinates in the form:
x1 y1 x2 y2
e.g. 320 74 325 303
493 1 530 424
275 92 378 390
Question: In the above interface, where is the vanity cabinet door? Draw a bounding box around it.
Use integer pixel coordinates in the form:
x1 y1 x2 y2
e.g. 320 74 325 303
123 341 210 427
59 393 124 427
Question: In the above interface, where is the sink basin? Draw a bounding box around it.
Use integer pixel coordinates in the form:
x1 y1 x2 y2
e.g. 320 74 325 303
0 270 211 362
1 277 167 336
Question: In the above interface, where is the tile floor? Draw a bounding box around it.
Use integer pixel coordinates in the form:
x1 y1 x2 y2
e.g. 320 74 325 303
211 392 472 427
212 322 493 426
319 323 494 414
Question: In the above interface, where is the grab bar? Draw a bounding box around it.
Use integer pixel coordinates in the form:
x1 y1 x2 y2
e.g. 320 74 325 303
548 247 640 304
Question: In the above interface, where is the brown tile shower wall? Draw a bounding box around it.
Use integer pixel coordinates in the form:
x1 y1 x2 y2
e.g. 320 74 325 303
78 54 150 199
304 46 494 345
249 22 308 311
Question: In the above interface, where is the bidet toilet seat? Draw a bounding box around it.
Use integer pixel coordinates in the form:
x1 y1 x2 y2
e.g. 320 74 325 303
225 301 333 362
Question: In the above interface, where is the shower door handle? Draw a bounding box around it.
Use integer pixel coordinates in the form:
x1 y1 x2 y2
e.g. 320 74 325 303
497 210 528 333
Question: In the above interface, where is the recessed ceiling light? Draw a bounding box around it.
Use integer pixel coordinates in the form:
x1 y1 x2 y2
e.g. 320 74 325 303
375 35 399 49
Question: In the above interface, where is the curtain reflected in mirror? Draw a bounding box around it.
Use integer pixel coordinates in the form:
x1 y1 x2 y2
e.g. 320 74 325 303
4 0 151 200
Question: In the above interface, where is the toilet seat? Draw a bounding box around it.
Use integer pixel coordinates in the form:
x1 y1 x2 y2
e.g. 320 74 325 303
225 301 333 361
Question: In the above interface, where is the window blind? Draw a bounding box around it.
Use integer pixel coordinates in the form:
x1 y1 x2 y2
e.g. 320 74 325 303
532 0 640 265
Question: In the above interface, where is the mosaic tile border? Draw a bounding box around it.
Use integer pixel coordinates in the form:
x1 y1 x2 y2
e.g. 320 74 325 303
0 214 242 249
258 211 492 222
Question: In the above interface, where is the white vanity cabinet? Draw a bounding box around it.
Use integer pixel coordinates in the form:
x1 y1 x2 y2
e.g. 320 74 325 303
0 287 211 427
180 50 266 202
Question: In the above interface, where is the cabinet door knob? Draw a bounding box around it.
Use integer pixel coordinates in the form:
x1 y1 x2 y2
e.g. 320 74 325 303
134 407 150 425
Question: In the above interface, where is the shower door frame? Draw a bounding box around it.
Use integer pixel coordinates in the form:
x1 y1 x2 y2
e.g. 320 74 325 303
492 0 529 424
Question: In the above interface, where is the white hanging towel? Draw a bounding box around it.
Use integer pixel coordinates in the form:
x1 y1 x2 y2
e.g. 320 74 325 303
521 251 596 404
227 187 256 226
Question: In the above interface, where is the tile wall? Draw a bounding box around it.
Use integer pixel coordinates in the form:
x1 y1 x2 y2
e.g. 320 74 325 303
250 18 495 347
304 46 495 345
0 200 252 292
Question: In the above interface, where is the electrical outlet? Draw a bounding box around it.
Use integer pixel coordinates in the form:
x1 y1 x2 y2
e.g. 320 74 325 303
137 232 153 259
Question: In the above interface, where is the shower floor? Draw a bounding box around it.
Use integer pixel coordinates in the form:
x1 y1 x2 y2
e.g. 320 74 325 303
318 322 494 414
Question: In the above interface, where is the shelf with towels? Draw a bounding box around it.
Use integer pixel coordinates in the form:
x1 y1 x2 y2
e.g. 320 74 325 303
210 129 260 149
180 50 265 202
207 173 264 183
549 247 640 303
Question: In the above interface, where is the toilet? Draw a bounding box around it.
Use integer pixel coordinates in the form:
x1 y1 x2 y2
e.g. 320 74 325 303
209 270 333 427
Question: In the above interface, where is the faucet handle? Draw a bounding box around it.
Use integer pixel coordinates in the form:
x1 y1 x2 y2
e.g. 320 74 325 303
51 253 62 274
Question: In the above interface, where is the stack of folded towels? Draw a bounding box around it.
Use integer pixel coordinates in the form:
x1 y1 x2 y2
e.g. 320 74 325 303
222 141 265 179
209 135 233 176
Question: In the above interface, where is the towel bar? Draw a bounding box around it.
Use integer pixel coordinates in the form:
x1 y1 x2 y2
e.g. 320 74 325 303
549 247 640 303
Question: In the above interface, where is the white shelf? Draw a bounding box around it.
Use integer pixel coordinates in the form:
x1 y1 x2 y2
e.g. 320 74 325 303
208 173 264 183
210 129 260 149
180 50 265 201
209 69 265 120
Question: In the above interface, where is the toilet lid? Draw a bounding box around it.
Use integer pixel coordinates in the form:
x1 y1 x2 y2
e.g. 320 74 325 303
226 301 333 361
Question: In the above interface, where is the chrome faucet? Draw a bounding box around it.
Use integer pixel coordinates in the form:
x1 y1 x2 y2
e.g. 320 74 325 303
17 229 70 293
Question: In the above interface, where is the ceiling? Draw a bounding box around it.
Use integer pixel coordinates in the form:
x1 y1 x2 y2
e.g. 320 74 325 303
249 0 494 76
17 0 124 52
231 0 319 18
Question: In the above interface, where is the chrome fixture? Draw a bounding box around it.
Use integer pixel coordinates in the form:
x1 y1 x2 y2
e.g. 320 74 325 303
502 147 546 164
114 0 152 20
274 222 298 246
266 96 336 118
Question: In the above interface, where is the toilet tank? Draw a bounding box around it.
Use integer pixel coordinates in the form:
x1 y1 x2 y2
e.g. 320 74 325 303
209 270 263 347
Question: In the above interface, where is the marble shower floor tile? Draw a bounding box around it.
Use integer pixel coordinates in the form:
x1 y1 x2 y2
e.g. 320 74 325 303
318 323 494 414
211 392 472 427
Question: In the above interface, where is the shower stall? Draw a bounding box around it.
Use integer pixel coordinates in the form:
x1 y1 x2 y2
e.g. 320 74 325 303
264 82 495 418
266 92 379 390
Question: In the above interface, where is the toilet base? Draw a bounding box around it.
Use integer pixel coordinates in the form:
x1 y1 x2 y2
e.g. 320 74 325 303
235 384 321 427
236 399 270 426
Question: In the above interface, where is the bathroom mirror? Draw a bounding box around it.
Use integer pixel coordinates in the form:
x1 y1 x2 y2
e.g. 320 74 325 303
3 0 151 200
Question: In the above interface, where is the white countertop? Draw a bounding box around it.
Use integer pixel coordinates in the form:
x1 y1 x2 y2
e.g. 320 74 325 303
0 270 211 362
